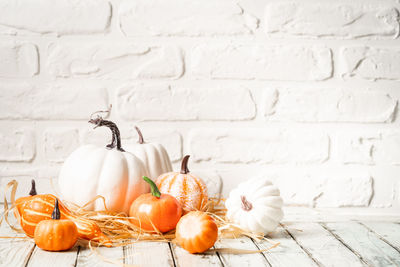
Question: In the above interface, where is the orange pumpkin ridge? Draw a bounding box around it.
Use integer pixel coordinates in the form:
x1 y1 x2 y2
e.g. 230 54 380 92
129 176 182 233
14 180 112 246
156 155 208 213
34 199 78 252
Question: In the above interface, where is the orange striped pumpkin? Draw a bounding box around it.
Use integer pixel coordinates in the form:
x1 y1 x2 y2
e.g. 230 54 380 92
14 180 111 246
156 155 208 213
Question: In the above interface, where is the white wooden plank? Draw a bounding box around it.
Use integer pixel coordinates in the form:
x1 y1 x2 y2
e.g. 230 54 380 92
76 245 124 267
214 237 268 267
284 222 364 267
361 222 400 251
255 226 317 267
0 220 35 266
27 245 78 267
125 241 174 267
325 222 400 267
171 243 222 267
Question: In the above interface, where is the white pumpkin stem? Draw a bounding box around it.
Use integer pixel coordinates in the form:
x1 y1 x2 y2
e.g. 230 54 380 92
29 179 37 196
135 126 145 144
180 155 190 174
89 117 125 152
240 195 253 211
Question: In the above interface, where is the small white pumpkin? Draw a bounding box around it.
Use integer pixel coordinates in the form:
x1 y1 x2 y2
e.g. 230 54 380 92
125 126 172 181
58 117 149 214
225 177 283 234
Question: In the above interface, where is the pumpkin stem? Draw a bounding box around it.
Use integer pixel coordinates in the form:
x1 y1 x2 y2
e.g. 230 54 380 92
52 199 61 220
135 126 145 144
143 176 161 198
180 155 190 174
29 179 37 196
240 196 253 211
89 117 125 152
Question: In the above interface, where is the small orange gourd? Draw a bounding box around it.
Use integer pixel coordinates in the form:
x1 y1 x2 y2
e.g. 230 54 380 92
175 211 218 254
34 199 78 251
156 155 208 213
14 180 111 246
129 176 182 233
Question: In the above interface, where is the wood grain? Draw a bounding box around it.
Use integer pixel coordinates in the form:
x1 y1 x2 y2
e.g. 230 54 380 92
324 222 400 266
284 222 365 267
214 236 269 267
124 241 174 267
171 242 222 267
361 222 400 251
255 225 318 267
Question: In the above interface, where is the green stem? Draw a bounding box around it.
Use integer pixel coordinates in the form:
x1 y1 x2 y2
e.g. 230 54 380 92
143 176 161 198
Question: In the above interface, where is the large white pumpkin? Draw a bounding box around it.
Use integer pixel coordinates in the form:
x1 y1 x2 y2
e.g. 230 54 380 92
125 126 172 181
58 118 149 214
225 177 283 234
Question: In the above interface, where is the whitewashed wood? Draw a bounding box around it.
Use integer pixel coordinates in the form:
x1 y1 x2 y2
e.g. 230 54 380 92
254 226 317 267
214 237 268 267
0 220 35 267
171 243 222 267
125 241 174 267
77 245 124 267
361 222 400 251
27 245 78 267
284 222 364 267
325 222 400 266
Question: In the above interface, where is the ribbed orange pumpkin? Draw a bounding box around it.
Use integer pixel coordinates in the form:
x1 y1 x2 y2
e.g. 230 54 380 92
175 211 218 254
156 155 208 213
14 180 111 246
34 199 78 251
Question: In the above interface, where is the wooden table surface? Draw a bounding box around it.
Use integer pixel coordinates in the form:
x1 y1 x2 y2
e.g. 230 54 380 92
1 218 400 267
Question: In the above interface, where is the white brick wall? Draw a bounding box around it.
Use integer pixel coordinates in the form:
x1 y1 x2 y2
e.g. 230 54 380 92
1 0 400 212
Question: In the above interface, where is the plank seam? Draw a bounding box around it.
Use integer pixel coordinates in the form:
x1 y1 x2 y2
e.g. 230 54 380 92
168 242 177 267
23 244 36 267
358 222 400 256
281 223 323 267
249 237 272 267
214 246 226 267
73 246 81 267
319 223 371 266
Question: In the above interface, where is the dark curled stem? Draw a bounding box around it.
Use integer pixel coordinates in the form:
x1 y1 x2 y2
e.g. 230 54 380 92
89 117 125 152
180 155 190 174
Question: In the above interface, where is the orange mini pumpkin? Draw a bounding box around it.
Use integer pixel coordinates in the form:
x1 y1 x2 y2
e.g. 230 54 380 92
156 155 208 213
14 180 111 246
175 211 218 254
34 199 78 251
129 176 182 233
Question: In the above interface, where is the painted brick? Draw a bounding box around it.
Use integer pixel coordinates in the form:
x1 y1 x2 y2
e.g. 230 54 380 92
191 44 332 81
44 128 80 163
0 84 108 120
0 42 38 78
275 174 373 207
0 0 111 35
47 43 183 79
265 2 399 39
374 132 400 165
266 89 397 123
334 132 379 165
119 0 258 37
189 128 329 164
341 46 400 80
117 85 256 121
0 128 35 162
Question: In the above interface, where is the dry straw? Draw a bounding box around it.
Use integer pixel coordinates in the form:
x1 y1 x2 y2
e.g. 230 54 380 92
1 180 279 258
